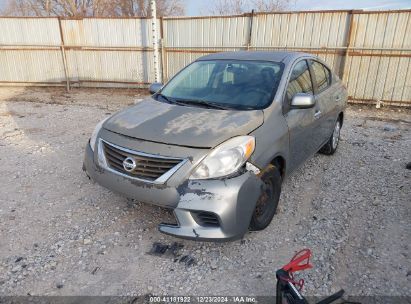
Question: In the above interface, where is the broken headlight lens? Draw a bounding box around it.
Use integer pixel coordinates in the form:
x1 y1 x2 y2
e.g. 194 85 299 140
190 136 255 180
90 117 109 152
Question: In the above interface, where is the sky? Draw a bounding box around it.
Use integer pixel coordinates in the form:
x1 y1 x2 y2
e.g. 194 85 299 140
184 0 411 15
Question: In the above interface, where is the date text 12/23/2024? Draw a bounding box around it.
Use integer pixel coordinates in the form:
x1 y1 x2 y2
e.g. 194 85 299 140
149 296 257 303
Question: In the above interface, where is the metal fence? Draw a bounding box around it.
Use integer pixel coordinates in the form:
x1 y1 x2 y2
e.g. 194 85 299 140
1 9 410 106
0 17 159 87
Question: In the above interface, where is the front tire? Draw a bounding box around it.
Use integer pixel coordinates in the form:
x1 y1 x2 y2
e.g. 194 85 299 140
249 165 282 231
319 118 341 155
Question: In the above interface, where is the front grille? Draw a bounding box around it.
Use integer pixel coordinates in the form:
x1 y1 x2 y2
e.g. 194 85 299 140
102 141 183 182
191 211 220 227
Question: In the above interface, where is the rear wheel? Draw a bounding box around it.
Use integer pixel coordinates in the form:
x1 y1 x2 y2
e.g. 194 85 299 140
319 118 341 155
249 165 282 231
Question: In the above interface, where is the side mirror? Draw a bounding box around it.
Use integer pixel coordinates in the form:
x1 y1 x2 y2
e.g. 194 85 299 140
290 93 315 109
149 82 163 94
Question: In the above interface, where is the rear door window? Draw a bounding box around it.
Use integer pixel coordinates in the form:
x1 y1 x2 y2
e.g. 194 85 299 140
285 60 314 104
310 61 331 92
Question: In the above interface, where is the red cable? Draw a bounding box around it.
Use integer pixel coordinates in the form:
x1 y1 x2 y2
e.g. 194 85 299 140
282 248 313 273
280 249 313 291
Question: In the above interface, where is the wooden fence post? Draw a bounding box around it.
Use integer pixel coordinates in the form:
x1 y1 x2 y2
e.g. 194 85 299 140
57 17 70 91
159 16 167 83
246 10 255 50
339 10 357 83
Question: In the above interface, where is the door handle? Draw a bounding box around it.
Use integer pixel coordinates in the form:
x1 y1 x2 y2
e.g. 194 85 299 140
314 111 322 119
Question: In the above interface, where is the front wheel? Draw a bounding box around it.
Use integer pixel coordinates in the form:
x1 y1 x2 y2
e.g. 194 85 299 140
319 118 341 155
249 165 282 231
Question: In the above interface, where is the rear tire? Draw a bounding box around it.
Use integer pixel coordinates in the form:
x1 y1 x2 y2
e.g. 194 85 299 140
249 165 282 231
319 118 341 155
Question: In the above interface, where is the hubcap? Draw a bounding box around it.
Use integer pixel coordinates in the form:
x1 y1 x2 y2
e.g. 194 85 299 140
332 121 341 149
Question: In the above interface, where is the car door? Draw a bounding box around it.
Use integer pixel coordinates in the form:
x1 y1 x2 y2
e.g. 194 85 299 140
308 60 337 147
283 59 320 173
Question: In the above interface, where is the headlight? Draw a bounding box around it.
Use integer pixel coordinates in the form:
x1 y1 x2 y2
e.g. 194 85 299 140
190 136 255 180
90 117 109 151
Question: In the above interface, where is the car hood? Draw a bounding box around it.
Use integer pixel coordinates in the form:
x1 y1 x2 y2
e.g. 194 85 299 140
103 97 264 148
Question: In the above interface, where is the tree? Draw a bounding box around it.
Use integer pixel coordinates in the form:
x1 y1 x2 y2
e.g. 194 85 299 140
253 0 291 12
113 0 185 17
0 0 185 17
207 0 246 15
204 0 292 15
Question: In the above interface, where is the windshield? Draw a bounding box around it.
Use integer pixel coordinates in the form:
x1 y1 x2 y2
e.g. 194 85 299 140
157 60 284 110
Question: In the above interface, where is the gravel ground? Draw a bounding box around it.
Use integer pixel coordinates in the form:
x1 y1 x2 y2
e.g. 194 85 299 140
0 87 410 298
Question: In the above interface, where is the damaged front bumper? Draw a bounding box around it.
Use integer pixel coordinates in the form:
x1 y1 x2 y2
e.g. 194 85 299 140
83 141 263 242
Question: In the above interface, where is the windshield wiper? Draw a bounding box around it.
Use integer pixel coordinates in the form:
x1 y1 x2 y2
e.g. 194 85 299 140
156 93 176 104
174 99 232 110
157 94 231 110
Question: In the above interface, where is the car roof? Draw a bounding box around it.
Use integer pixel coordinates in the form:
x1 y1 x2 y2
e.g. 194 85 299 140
196 51 313 64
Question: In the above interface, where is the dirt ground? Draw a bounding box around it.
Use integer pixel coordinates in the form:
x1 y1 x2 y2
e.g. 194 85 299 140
0 87 410 299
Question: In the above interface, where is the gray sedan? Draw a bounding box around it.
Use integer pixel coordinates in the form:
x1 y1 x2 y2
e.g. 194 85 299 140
83 51 347 241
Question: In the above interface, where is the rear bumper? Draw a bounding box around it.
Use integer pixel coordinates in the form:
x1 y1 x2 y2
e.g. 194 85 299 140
84 141 263 241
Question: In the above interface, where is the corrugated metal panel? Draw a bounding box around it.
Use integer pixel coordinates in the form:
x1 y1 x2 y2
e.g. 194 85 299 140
0 17 157 86
0 12 410 105
59 18 157 85
0 18 61 45
164 47 244 80
345 11 411 105
60 18 156 47
163 16 250 80
65 50 155 83
163 16 250 47
252 12 349 47
251 11 349 75
0 18 64 84
0 49 64 82
163 12 351 80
